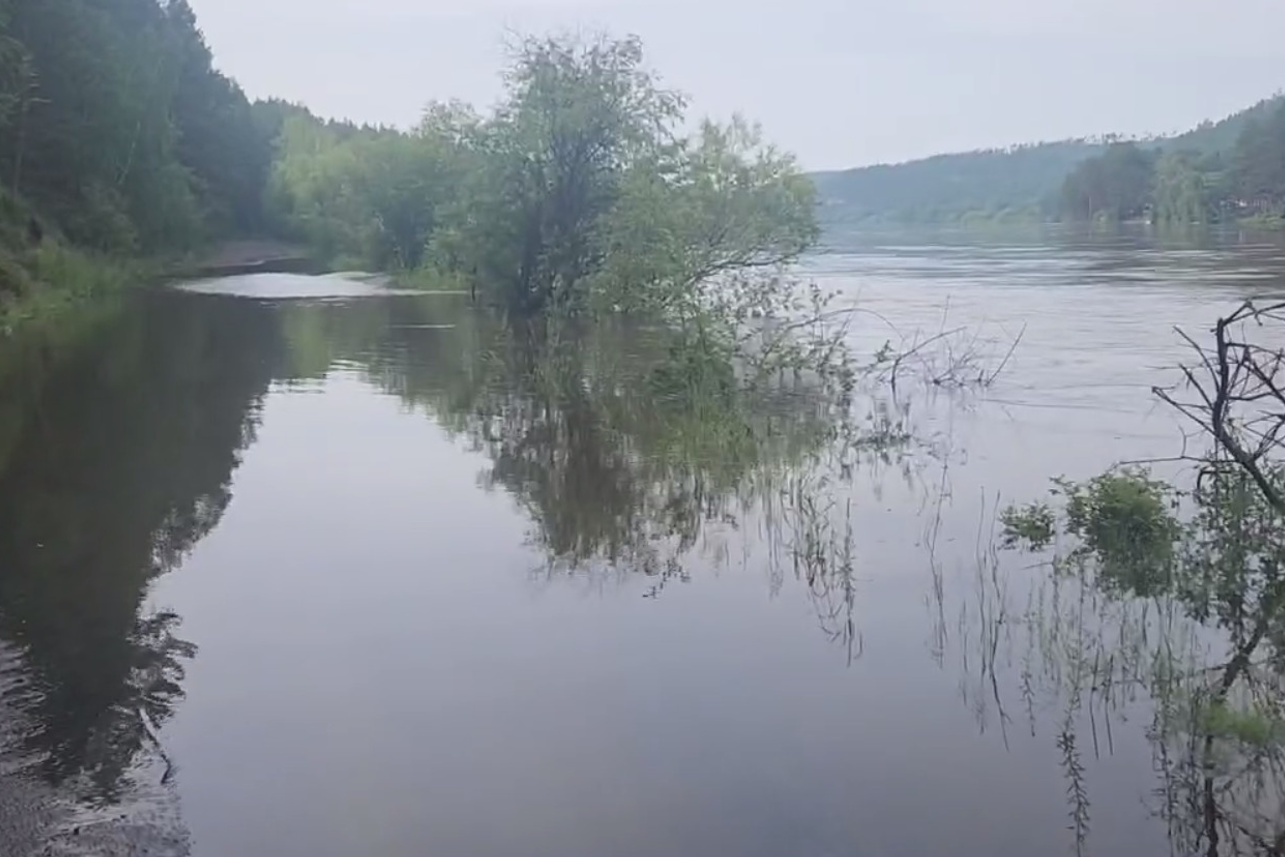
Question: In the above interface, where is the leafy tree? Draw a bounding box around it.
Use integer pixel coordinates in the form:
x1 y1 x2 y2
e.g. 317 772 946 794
1152 150 1212 224
593 117 817 314
165 0 271 235
266 32 827 369
1060 142 1157 222
450 34 685 314
812 95 1285 227
1231 104 1285 212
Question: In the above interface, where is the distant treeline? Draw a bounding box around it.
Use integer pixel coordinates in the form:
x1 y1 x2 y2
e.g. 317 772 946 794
1062 103 1285 224
813 95 1285 226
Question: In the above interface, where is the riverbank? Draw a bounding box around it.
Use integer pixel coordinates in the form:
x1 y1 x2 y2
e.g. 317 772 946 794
0 238 320 333
179 239 315 279
0 243 147 333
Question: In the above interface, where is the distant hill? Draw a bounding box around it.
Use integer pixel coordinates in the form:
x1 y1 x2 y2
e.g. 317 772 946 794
1164 95 1285 153
814 94 1285 225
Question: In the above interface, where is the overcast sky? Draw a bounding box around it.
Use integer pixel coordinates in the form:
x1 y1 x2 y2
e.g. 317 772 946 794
188 0 1285 170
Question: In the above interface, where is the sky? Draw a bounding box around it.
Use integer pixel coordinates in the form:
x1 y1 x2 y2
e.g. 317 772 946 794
189 0 1285 171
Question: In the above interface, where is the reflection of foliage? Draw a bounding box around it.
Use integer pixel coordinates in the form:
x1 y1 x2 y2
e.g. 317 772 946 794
272 295 911 656
1006 471 1180 598
458 325 842 578
9 610 199 803
1000 502 1055 551
996 463 1285 854
0 293 280 803
978 302 1285 855
1057 727 1091 857
775 475 862 663
275 296 854 582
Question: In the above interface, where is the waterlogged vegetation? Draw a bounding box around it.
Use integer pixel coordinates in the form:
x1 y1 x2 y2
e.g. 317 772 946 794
9 3 1285 857
2 0 841 437
6 228 1285 854
997 302 1285 855
1057 106 1285 225
0 289 900 847
266 35 826 365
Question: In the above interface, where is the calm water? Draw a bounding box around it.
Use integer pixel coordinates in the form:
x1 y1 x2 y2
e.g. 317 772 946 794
2 230 1285 856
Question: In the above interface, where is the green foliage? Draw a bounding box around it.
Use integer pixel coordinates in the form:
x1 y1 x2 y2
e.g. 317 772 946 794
813 94 1285 228
1197 699 1285 748
1165 95 1285 154
1059 471 1179 580
266 33 829 376
592 117 818 316
0 0 275 258
1230 103 1285 215
1179 467 1285 646
0 187 143 328
269 115 469 270
1003 470 1180 597
448 34 687 314
999 501 1056 550
1061 143 1158 222
1152 151 1213 224
1057 101 1285 224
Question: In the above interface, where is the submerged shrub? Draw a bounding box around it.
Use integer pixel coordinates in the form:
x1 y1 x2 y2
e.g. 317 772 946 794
1000 501 1057 551
1002 470 1180 597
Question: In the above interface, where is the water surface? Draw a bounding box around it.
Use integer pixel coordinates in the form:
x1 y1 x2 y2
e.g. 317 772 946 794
2 229 1285 856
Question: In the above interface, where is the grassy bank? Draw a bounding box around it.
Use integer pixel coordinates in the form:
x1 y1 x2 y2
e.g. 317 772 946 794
0 242 151 333
0 190 151 333
1236 212 1285 230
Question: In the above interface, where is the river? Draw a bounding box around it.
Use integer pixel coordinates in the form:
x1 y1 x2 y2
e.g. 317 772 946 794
1 227 1283 856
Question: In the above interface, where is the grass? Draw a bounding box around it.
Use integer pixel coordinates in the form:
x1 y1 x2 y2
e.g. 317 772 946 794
1199 699 1285 747
0 243 149 333
1236 213 1285 230
392 266 472 293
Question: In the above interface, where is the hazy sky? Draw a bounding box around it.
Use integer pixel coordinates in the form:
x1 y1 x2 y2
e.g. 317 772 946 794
189 0 1285 170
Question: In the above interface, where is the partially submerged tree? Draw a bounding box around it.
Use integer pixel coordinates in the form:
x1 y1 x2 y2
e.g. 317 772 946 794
267 32 838 384
270 34 822 320
457 34 686 314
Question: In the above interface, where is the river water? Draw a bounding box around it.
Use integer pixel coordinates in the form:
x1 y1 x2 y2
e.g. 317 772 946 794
2 228 1284 856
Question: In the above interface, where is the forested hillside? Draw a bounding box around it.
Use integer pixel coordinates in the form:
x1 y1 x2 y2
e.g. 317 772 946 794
812 140 1104 225
815 95 1285 225
0 0 296 320
1059 96 1285 224
0 0 274 250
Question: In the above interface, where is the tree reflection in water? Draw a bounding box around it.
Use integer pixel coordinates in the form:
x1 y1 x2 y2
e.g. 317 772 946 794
0 293 282 847
977 468 1285 853
278 296 924 653
0 288 953 848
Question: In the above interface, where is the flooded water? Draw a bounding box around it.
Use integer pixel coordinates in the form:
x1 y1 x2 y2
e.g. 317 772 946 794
3 229 1285 856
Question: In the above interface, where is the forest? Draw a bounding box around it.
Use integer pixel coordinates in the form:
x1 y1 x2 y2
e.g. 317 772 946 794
1060 102 1285 224
0 0 282 248
0 0 820 336
7 0 1285 322
814 95 1285 226
0 0 282 320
